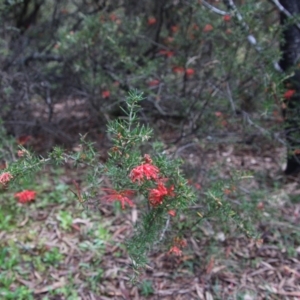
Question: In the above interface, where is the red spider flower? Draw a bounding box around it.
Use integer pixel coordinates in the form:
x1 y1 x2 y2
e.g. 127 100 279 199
102 90 110 99
149 182 168 207
284 89 296 100
174 237 187 248
167 184 175 197
215 111 223 117
223 15 231 22
17 135 31 145
194 183 201 190
102 188 134 210
15 190 36 203
172 66 185 74
203 24 213 32
149 182 175 207
148 79 160 87
158 50 174 58
130 163 159 184
165 36 174 44
193 24 199 31
168 246 182 256
0 172 13 185
18 150 25 157
109 14 118 22
147 17 157 26
143 154 153 164
171 25 179 33
185 68 195 77
168 209 176 217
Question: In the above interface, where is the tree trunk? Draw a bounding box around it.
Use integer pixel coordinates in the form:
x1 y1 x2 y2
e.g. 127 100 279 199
279 0 300 175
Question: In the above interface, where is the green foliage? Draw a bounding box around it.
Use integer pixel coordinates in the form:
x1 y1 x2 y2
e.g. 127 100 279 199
57 210 73 231
139 280 154 297
0 91 257 274
1 3 298 294
0 0 284 147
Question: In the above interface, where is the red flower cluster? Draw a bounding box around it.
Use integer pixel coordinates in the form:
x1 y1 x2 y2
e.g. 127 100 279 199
15 190 36 203
130 154 176 208
158 49 174 58
168 246 182 256
102 90 110 99
203 24 213 32
0 172 13 185
147 17 156 26
168 209 176 217
171 25 179 33
284 89 296 100
172 66 185 74
223 15 231 22
130 161 159 184
185 68 195 77
17 135 31 145
149 182 175 207
103 155 176 210
172 67 195 77
168 237 187 256
148 79 160 87
102 188 135 209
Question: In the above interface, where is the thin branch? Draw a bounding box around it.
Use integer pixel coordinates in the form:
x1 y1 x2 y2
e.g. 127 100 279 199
269 0 300 31
226 82 236 113
157 216 170 244
19 53 63 65
242 111 286 146
221 0 283 71
201 0 228 15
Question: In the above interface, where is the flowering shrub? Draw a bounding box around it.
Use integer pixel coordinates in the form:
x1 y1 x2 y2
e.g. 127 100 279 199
0 91 255 274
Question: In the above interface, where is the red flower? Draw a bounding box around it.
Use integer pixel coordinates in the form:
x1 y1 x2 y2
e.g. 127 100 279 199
172 66 185 74
102 188 134 209
223 15 231 22
143 154 153 164
109 14 118 22
18 150 25 157
149 182 175 207
130 163 159 184
194 183 201 190
15 190 36 203
148 79 160 87
149 182 168 207
203 24 213 32
193 24 199 31
158 50 174 58
215 111 223 117
168 246 182 256
284 89 296 100
165 36 174 44
167 184 175 197
171 25 179 33
185 68 195 77
102 90 110 98
17 135 31 145
0 172 13 185
168 209 176 217
147 17 157 26
174 237 187 248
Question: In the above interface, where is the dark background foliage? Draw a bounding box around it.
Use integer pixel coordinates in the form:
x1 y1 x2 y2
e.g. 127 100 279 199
0 0 283 155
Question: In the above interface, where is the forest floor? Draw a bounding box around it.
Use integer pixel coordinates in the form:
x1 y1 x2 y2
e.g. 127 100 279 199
1 137 300 300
